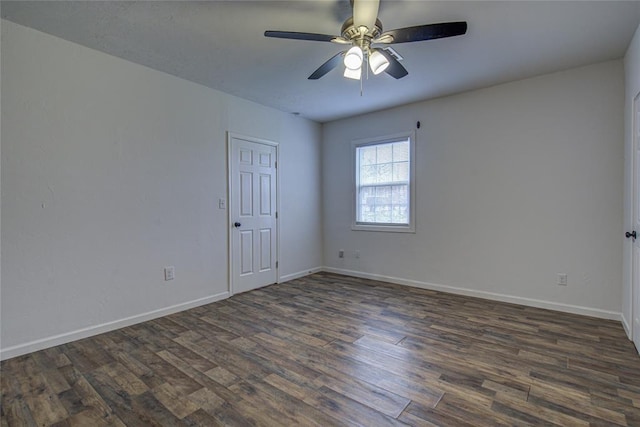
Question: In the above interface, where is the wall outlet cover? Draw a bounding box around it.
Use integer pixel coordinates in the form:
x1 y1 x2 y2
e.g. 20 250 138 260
164 266 175 281
557 273 567 286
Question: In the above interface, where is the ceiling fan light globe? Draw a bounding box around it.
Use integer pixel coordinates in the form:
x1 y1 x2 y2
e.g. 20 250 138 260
369 50 390 75
344 46 364 70
344 67 362 80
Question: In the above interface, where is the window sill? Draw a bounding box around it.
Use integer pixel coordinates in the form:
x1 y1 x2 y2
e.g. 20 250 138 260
351 223 415 233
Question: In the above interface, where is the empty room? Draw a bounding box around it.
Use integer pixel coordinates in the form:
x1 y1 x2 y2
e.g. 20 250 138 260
2 1 640 425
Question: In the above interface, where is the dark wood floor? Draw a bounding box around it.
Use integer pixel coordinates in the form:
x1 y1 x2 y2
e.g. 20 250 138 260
2 272 640 426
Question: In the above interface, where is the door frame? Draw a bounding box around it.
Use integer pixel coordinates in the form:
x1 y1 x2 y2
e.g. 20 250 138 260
632 92 640 351
227 132 280 296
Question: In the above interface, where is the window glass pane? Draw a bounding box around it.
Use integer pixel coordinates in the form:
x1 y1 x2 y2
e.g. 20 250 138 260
360 209 375 222
374 204 392 223
377 163 392 183
360 165 377 185
391 205 408 223
391 184 408 224
359 146 377 166
359 186 375 205
375 185 391 203
358 187 375 222
376 144 393 164
391 185 408 205
393 141 409 162
374 186 392 223
392 161 409 182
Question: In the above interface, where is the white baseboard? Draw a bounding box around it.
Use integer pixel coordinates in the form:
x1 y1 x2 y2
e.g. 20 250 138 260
0 291 229 361
279 266 323 283
322 267 622 322
622 313 632 339
2 267 625 360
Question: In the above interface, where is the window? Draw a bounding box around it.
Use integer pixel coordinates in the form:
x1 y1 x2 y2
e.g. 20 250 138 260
352 131 415 232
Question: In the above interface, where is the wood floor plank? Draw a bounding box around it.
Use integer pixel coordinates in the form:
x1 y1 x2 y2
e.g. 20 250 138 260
399 401 478 427
66 372 122 425
180 408 225 427
187 388 252 427
24 392 67 427
529 379 628 425
50 407 126 427
3 272 639 426
0 399 38 427
373 375 445 409
492 390 589 426
130 390 183 426
312 373 411 418
99 362 149 396
151 383 200 419
232 376 345 427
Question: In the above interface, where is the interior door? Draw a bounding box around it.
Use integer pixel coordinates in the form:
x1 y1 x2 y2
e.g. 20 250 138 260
633 93 640 352
229 134 278 294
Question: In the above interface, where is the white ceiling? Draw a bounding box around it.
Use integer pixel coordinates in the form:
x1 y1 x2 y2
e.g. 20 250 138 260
2 1 640 123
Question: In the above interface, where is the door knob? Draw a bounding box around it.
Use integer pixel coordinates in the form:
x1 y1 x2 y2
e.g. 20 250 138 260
234 222 241 228
626 230 636 239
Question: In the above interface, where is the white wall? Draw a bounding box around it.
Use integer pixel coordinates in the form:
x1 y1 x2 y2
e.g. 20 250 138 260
623 22 640 336
1 20 323 359
323 60 624 319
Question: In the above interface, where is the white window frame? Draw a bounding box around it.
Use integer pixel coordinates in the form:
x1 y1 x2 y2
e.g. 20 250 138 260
351 131 416 233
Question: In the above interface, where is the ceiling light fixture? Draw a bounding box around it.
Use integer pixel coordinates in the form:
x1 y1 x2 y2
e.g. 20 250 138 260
369 50 389 75
343 66 362 80
344 46 363 70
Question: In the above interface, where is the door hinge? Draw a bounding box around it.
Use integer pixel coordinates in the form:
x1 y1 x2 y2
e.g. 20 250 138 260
275 161 277 169
275 211 278 219
276 261 278 268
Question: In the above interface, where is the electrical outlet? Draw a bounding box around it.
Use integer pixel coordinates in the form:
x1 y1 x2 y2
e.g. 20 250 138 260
557 273 567 286
164 266 175 281
355 250 360 259
338 249 344 258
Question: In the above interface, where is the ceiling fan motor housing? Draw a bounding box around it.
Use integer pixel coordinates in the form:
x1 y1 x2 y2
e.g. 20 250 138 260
341 17 383 52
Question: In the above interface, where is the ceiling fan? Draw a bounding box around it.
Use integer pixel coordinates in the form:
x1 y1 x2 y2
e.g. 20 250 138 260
264 0 467 81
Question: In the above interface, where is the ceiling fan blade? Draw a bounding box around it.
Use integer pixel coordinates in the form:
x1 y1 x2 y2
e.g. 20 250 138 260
308 51 345 80
378 49 408 79
264 31 339 43
353 0 380 30
375 21 467 44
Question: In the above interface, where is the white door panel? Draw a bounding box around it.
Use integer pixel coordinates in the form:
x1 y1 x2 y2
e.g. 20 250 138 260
260 229 272 271
240 172 253 216
240 230 253 275
260 174 272 215
229 134 278 294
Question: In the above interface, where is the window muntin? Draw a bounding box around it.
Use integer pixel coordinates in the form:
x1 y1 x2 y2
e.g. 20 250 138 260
353 132 415 232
